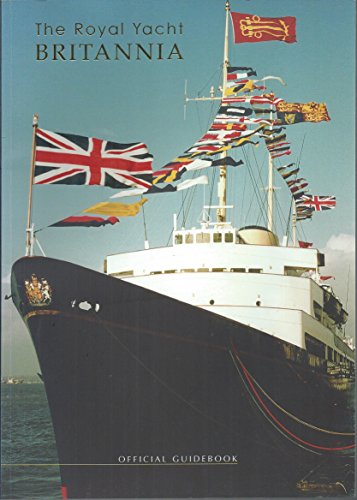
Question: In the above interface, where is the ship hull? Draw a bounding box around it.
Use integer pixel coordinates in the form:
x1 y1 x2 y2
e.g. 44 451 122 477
11 257 354 498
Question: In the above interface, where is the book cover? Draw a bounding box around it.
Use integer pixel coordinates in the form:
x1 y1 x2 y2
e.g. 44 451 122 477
1 0 355 498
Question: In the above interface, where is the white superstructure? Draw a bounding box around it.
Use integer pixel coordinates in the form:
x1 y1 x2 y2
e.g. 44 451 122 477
106 225 352 362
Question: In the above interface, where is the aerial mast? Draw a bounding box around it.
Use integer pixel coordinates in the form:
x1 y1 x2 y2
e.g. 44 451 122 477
266 92 277 232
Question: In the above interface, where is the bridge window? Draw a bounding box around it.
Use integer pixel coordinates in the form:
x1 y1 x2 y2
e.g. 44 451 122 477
196 233 211 243
213 233 222 243
231 268 245 273
248 268 262 273
185 234 193 244
175 234 183 244
225 233 234 243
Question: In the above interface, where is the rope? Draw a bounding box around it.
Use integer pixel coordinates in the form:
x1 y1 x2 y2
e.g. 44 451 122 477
250 366 354 436
229 350 321 455
241 147 266 226
230 341 355 452
233 349 354 437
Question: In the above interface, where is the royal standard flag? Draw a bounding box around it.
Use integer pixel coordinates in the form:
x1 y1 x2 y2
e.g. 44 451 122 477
276 101 330 124
230 12 296 44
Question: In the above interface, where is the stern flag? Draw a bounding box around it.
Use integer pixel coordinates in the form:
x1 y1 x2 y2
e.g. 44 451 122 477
230 12 296 44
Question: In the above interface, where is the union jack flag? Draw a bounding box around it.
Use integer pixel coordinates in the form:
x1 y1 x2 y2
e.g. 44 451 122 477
300 195 336 211
34 129 153 189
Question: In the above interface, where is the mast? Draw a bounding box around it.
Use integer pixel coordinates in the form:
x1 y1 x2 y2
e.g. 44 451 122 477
266 99 276 232
267 153 274 231
217 1 230 224
25 114 38 256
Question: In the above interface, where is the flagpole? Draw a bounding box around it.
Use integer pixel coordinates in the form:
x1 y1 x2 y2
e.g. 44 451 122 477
217 0 230 224
267 152 274 231
141 195 149 249
25 113 38 256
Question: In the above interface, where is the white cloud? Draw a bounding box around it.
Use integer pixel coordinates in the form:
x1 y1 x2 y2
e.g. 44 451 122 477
324 233 355 253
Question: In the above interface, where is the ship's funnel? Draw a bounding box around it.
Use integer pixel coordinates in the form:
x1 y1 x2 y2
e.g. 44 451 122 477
237 226 279 246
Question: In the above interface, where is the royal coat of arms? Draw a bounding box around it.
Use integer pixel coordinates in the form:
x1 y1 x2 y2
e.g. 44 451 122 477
24 274 53 306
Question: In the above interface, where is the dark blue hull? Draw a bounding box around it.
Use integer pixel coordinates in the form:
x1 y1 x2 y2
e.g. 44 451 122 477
11 257 355 498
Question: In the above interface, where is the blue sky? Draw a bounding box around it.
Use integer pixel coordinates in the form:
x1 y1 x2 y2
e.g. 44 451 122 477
2 0 355 375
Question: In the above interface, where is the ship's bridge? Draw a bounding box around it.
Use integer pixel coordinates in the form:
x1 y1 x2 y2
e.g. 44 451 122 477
106 223 323 279
173 225 280 247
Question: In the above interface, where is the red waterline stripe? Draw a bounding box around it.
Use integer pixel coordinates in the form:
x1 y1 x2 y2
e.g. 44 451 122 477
61 485 68 499
231 342 355 452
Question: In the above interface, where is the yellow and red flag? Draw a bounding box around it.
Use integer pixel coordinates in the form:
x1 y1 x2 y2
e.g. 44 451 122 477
83 198 147 217
231 12 296 44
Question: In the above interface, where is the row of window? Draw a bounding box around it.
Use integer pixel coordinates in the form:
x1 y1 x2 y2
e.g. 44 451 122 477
110 268 263 277
305 333 352 364
151 267 263 274
110 266 317 279
313 300 346 335
175 232 236 245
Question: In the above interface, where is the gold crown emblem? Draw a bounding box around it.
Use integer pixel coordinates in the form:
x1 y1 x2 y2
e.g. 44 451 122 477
24 274 53 306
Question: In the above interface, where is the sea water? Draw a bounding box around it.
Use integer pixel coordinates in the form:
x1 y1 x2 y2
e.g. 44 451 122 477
1 384 61 499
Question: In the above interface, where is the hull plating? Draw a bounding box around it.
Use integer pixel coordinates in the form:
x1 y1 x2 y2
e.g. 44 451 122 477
11 257 354 498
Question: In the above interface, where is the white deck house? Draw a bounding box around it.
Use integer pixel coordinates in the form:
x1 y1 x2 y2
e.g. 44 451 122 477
106 225 352 363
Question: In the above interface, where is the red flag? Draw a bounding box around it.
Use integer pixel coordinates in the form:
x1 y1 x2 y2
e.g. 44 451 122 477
320 275 335 281
230 12 296 44
298 240 313 248
50 216 119 227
